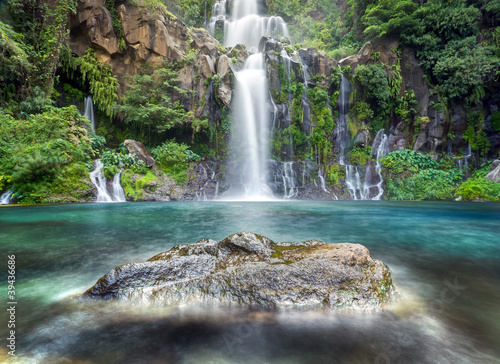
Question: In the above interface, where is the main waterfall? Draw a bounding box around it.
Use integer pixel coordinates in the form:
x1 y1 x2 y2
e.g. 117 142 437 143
211 0 288 200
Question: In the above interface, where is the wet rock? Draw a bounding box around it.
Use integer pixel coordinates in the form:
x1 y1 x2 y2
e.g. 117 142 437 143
124 139 155 168
486 160 500 183
298 48 337 79
84 233 395 311
200 54 216 77
401 46 429 117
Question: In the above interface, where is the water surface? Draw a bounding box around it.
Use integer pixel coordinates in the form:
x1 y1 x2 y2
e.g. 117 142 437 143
1 201 499 363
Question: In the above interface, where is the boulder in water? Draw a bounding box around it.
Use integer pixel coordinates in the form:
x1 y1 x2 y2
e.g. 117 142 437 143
83 233 396 311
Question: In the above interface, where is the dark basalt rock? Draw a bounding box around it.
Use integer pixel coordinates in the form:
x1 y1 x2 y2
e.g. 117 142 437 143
84 233 396 310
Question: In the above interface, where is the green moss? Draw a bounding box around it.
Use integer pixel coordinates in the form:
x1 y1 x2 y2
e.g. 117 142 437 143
121 169 157 201
347 146 372 165
270 245 305 264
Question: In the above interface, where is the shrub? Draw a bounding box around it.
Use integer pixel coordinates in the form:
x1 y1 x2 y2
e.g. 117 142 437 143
455 177 500 202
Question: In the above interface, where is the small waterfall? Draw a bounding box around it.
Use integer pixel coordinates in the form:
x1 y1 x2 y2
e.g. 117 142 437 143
89 160 126 202
317 167 338 200
344 130 389 201
335 74 353 164
84 96 95 133
371 129 389 200
112 171 126 202
1 190 13 205
447 141 473 177
282 162 298 199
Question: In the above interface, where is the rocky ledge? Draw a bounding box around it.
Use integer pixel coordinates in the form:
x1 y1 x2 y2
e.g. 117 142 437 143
83 233 395 311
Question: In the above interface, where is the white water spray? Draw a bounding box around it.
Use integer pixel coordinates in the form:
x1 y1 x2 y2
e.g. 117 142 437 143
89 160 126 202
84 96 95 133
215 0 288 200
209 0 289 51
1 190 13 205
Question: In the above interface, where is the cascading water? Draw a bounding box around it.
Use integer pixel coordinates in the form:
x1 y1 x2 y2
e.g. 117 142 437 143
1 190 13 205
209 0 289 51
372 129 389 200
112 171 126 202
334 73 388 200
228 53 273 200
84 96 95 133
215 0 288 200
335 74 353 165
89 160 126 202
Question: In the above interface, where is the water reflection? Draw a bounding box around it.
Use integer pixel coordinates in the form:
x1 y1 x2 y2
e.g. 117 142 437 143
0 201 499 363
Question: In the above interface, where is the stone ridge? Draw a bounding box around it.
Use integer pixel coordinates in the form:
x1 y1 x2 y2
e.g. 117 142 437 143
83 232 396 311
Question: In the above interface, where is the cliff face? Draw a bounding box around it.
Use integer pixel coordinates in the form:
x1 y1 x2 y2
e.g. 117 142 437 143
68 0 233 119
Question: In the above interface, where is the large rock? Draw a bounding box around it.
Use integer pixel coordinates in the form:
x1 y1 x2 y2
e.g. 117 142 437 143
190 28 219 59
69 0 119 57
299 48 338 80
70 1 188 94
339 36 399 71
486 160 500 182
83 233 395 310
123 139 155 168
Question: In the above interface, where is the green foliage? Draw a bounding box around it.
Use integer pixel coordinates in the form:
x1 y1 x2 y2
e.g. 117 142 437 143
151 140 200 185
115 64 205 145
91 135 106 153
490 111 500 133
266 0 349 50
381 149 464 201
184 5 203 27
464 108 490 156
349 100 373 123
69 48 118 118
104 0 126 50
7 0 79 96
0 21 31 103
0 106 93 203
353 0 500 100
62 83 83 102
353 63 390 114
455 177 500 202
121 169 157 202
326 164 346 186
307 85 335 163
347 146 372 165
382 149 438 174
100 148 149 178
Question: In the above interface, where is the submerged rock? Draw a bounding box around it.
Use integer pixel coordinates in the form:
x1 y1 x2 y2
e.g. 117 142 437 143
84 233 395 310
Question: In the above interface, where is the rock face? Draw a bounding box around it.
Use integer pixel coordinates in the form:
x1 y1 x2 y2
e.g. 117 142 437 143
124 139 155 168
84 233 395 310
486 160 500 182
70 0 188 93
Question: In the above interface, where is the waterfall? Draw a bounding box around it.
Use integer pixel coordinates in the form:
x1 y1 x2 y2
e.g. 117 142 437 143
281 162 298 199
208 0 288 51
335 74 353 165
334 72 389 200
371 129 389 200
1 190 13 205
216 0 288 201
84 96 95 133
228 53 274 200
112 171 126 202
89 160 126 202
